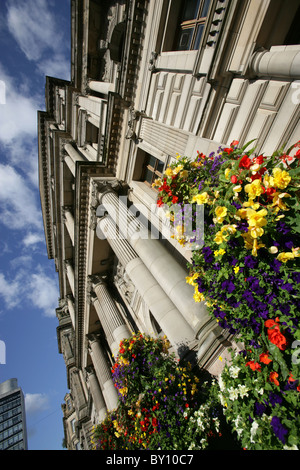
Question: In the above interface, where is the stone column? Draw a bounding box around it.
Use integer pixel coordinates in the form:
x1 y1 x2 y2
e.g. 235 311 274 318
98 189 215 337
65 260 75 295
86 367 107 422
63 143 85 176
90 277 131 358
66 295 75 329
62 206 75 245
88 80 114 95
97 215 196 352
88 335 118 411
250 46 300 79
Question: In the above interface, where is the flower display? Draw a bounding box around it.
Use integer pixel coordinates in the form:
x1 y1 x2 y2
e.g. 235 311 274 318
155 139 300 449
92 334 238 450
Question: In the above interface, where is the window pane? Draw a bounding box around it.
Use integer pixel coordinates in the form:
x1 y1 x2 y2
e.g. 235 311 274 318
144 168 153 184
194 23 204 49
178 28 194 50
182 0 201 21
146 154 156 168
156 160 164 174
200 0 211 18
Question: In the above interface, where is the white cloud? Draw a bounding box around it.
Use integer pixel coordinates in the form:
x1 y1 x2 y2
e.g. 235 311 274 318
6 0 63 62
0 163 42 230
25 393 50 416
0 266 59 318
6 0 70 81
23 232 44 248
0 272 20 308
27 270 59 317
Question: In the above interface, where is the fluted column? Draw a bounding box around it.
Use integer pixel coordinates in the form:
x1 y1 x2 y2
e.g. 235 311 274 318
98 189 215 337
97 215 196 351
90 277 131 358
88 80 114 95
250 46 300 79
88 335 118 411
66 294 75 329
62 206 75 244
86 367 107 422
65 260 75 295
63 143 84 176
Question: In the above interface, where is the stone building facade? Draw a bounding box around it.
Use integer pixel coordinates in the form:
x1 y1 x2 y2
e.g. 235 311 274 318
38 0 300 450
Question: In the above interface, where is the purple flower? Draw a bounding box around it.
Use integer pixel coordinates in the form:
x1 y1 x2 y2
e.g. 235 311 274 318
271 416 288 444
254 402 267 416
244 255 257 268
268 392 283 406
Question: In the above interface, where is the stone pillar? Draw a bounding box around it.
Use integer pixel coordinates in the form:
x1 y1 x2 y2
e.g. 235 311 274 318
86 367 107 422
62 206 75 245
98 189 215 337
63 143 85 176
66 294 75 329
97 215 196 352
88 80 114 95
250 46 300 79
88 335 118 411
90 277 131 358
65 260 75 295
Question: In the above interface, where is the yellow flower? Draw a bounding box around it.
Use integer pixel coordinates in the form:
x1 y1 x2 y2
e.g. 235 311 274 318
173 164 184 175
191 192 209 204
233 185 242 193
214 248 226 257
186 272 199 286
215 206 227 223
234 266 240 274
263 174 275 188
271 192 291 213
193 287 205 303
277 248 299 263
246 208 268 229
244 179 263 199
214 230 228 244
225 168 231 179
152 178 162 187
180 170 189 179
164 167 173 177
272 167 291 189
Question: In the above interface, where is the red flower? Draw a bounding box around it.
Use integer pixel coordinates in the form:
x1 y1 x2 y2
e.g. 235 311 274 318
246 360 261 371
231 175 238 183
119 348 125 354
254 154 264 165
259 352 272 364
265 318 287 351
152 418 158 427
157 197 164 207
172 195 179 204
269 371 280 386
230 140 239 147
295 148 300 159
239 155 252 169
224 147 234 155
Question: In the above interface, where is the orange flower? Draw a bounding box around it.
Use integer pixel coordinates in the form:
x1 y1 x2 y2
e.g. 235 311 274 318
265 318 287 351
246 360 261 371
269 371 280 386
259 352 272 364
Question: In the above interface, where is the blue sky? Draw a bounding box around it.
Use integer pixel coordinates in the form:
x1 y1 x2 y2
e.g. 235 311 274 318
0 0 71 450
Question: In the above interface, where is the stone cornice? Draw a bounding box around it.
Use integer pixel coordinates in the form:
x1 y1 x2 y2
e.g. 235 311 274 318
74 162 115 369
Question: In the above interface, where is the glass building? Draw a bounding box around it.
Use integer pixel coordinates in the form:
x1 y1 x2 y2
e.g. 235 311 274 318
0 379 28 450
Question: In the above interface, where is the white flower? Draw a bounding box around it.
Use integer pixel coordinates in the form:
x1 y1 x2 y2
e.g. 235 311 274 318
229 365 240 378
218 376 226 391
228 387 239 401
250 421 259 443
238 384 249 398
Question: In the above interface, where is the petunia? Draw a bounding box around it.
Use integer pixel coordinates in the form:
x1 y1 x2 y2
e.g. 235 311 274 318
271 416 288 444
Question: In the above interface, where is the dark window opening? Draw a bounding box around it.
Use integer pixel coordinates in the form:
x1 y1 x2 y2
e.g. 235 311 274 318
174 0 211 51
